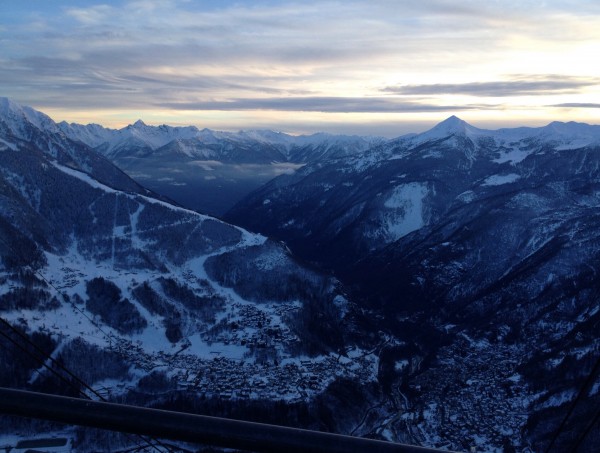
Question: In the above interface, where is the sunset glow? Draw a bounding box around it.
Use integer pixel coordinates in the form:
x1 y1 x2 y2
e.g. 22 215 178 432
2 0 599 136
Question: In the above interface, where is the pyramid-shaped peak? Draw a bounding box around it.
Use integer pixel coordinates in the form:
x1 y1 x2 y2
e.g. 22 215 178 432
416 115 483 140
443 114 463 123
132 119 147 127
434 115 470 130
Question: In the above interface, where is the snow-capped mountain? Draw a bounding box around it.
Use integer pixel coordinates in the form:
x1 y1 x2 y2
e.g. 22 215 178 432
59 119 203 158
57 118 384 215
401 114 600 154
227 115 600 259
4 99 600 451
58 118 383 162
226 116 600 451
0 99 382 450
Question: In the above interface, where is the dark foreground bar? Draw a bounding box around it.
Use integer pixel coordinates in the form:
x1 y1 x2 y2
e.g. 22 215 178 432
0 387 449 453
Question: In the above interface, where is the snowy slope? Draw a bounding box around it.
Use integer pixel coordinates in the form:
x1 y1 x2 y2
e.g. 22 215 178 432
53 111 385 215
227 115 600 451
0 97 63 138
0 99 377 451
5 100 600 451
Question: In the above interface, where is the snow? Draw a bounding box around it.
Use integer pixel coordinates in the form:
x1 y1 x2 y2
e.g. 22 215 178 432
590 380 600 396
132 321 176 353
380 182 428 241
555 140 595 150
0 97 62 138
50 106 382 162
472 434 496 450
51 162 119 194
538 121 600 148
457 190 476 203
253 248 288 271
0 138 18 150
0 432 74 453
6 197 270 363
187 334 247 360
332 295 349 317
394 359 409 372
493 147 533 164
540 389 577 408
112 121 201 151
416 117 600 150
58 121 114 148
0 98 391 424
136 192 209 219
482 173 521 186
413 115 488 143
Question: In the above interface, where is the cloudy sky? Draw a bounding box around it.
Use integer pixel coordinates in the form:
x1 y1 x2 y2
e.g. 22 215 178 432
2 0 599 136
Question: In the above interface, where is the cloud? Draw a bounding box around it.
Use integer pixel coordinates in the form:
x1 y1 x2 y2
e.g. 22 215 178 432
188 160 224 171
2 0 600 130
160 97 490 113
270 162 305 175
383 76 599 97
552 103 600 109
66 5 115 25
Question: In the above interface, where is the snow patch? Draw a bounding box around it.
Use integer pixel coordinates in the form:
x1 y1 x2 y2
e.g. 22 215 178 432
540 389 577 408
187 334 247 360
555 140 593 150
380 182 428 241
332 295 349 317
590 380 600 396
493 147 533 164
0 138 18 151
394 359 409 372
52 162 118 194
457 190 476 203
482 173 521 186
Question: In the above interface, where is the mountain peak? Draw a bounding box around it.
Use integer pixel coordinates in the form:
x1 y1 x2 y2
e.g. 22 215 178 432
132 119 147 127
414 115 483 142
443 114 463 123
0 97 61 137
433 115 470 131
0 96 16 110
0 97 27 117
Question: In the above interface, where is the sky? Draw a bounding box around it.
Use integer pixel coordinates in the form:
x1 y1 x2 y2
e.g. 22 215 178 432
1 0 599 137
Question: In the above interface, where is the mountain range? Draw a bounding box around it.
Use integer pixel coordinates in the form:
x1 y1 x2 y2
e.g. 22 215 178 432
226 113 600 451
1 97 600 452
57 115 384 216
0 98 377 450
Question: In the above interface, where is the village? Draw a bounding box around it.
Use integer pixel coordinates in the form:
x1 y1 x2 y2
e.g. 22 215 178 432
411 336 530 452
109 299 378 404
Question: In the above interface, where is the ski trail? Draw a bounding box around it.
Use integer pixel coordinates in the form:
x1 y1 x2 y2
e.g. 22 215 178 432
129 202 144 249
111 194 118 269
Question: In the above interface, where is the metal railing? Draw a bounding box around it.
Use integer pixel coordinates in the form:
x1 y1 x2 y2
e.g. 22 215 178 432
0 387 451 453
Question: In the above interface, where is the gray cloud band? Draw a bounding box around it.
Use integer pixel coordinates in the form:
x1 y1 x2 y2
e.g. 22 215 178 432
159 98 490 113
552 103 600 109
383 78 598 97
